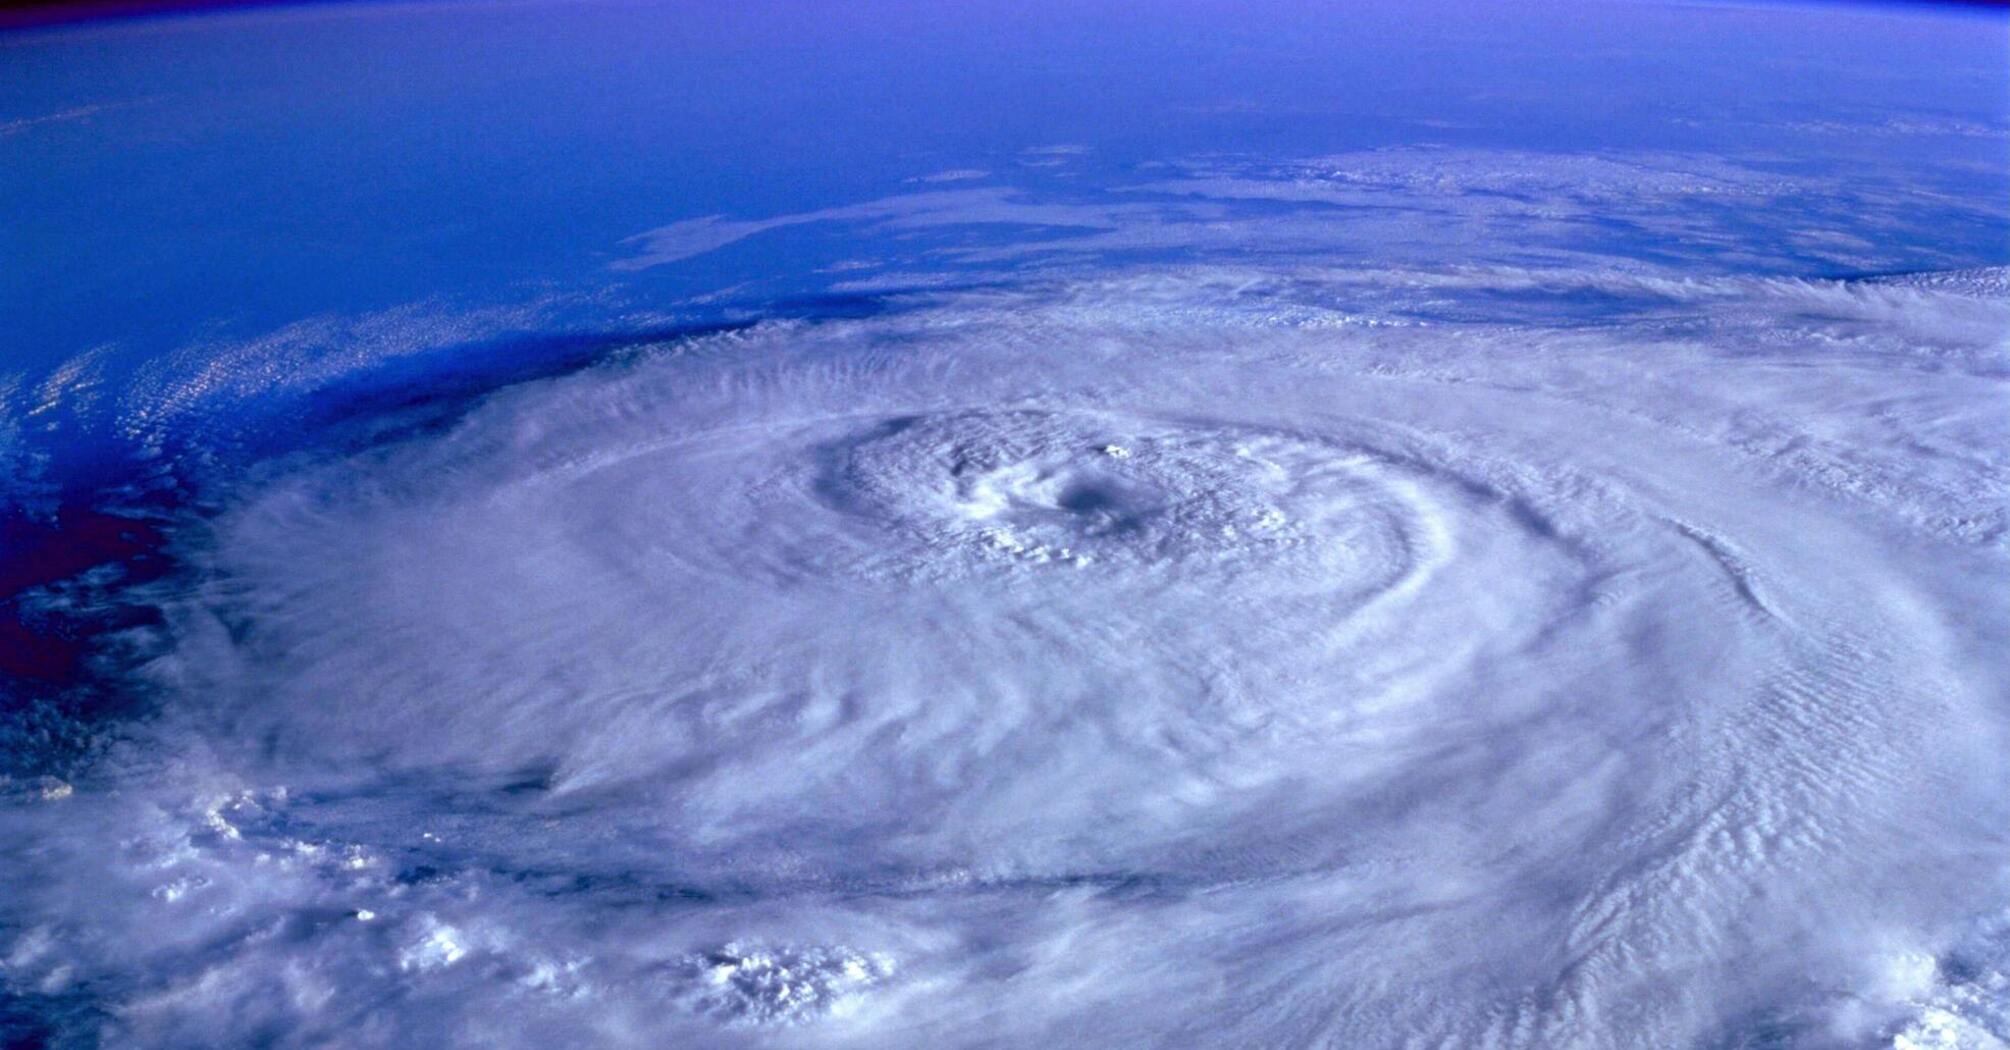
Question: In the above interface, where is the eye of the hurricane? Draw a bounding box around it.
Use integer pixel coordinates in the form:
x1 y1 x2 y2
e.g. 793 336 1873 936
1047 474 1139 520
799 409 1391 578
954 460 1147 525
948 444 1165 540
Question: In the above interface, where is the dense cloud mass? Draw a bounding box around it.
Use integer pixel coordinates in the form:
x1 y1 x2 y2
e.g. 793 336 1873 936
6 264 2007 1047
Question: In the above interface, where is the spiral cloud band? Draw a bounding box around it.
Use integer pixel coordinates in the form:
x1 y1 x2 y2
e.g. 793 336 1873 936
6 264 2005 1047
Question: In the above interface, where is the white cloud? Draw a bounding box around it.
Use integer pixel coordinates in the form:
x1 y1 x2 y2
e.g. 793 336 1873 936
12 263 2006 1046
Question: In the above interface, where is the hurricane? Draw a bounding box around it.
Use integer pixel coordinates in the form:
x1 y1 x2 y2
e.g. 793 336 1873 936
3 1 2008 1048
